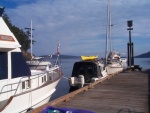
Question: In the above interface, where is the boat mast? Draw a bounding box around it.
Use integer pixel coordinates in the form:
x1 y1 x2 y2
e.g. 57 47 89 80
109 0 112 53
25 20 34 60
105 0 110 65
30 20 33 59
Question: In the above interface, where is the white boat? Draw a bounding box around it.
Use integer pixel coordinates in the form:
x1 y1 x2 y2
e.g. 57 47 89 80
104 0 124 74
0 7 63 113
106 62 123 75
121 57 127 63
26 56 52 70
68 58 107 91
25 20 53 70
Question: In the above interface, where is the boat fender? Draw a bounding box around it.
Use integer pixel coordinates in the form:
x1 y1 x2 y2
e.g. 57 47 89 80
78 75 85 87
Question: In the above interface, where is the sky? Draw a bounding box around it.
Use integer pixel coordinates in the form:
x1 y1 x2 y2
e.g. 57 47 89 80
0 0 150 57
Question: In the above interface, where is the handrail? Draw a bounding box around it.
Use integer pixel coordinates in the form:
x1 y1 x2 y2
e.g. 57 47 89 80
0 66 60 98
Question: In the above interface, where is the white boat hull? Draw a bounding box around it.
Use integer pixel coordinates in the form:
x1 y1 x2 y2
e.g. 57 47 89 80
106 65 123 75
1 77 61 113
0 7 63 113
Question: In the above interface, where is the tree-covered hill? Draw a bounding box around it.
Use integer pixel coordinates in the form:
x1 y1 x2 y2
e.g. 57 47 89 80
3 13 31 52
135 51 150 58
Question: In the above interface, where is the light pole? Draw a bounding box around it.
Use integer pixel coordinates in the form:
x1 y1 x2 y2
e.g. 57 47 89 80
127 20 134 67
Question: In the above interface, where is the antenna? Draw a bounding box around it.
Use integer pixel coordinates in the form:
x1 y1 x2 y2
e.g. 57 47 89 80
25 20 35 59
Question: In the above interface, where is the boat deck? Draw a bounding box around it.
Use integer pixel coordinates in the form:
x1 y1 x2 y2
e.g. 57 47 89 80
29 69 150 113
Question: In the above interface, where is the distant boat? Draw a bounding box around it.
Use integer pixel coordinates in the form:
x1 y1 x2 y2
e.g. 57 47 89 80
120 57 127 63
81 55 98 60
27 56 52 70
26 20 53 70
0 7 63 113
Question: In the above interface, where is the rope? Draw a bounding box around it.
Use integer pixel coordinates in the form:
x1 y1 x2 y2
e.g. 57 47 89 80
62 76 69 80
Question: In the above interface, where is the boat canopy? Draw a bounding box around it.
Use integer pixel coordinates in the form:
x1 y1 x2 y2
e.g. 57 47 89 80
71 61 102 83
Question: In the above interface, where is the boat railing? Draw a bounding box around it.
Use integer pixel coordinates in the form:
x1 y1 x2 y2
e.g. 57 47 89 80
0 68 60 99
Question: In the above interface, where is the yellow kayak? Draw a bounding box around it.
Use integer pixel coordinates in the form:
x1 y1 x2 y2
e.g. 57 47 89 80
81 55 98 60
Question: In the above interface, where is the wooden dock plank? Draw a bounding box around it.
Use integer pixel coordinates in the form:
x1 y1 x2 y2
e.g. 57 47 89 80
30 70 150 113
55 70 149 113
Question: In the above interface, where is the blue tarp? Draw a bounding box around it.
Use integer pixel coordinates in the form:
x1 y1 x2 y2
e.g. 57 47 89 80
42 106 95 113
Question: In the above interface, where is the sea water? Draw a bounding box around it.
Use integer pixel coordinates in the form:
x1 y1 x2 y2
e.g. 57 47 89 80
50 58 79 101
134 58 150 70
50 58 150 101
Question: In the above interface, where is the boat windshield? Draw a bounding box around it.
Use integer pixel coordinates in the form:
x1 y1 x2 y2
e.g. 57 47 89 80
11 52 31 78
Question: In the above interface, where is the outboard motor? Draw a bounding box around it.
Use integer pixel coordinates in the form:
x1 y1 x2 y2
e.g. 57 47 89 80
69 75 85 92
78 75 85 88
69 77 77 86
69 75 85 88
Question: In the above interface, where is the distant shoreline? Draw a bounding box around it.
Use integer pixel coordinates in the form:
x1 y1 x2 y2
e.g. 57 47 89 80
135 51 150 58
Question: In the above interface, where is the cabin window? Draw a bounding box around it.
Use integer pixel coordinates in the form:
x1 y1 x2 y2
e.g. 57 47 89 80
26 80 30 88
0 52 8 79
22 80 30 90
44 76 46 82
42 77 44 83
49 75 53 81
11 52 31 78
22 81 25 89
42 75 47 83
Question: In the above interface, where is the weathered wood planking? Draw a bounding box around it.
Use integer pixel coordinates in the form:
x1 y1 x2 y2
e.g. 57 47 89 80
30 70 150 113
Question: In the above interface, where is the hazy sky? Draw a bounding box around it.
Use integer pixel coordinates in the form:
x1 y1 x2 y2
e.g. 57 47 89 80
0 0 150 57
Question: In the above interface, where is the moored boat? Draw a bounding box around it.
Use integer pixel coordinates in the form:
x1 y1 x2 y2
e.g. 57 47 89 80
26 56 52 70
0 7 63 113
104 0 125 74
25 20 53 70
69 58 107 92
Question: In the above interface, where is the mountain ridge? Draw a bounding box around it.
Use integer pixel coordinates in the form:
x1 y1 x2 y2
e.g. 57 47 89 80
135 51 150 58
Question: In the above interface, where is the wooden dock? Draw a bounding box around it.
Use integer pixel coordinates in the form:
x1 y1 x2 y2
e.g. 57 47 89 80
30 69 150 113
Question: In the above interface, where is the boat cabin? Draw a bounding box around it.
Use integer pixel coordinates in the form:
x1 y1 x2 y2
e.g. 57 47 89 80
69 60 106 92
0 7 31 80
71 60 103 83
0 52 31 80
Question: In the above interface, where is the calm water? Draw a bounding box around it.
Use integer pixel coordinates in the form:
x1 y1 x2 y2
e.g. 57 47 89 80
50 58 79 101
50 58 150 101
134 58 150 70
